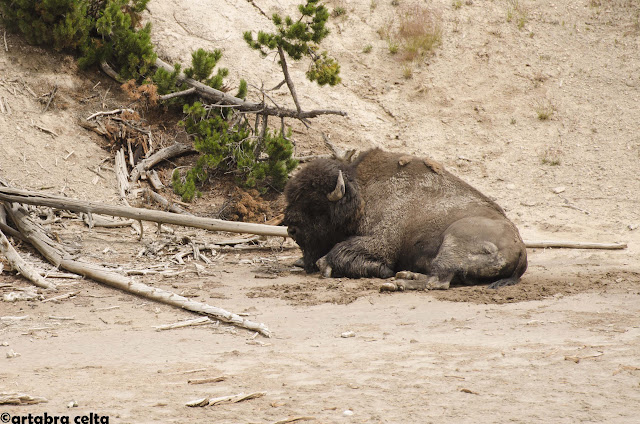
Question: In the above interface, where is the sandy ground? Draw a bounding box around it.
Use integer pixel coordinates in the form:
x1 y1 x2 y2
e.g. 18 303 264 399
1 0 640 422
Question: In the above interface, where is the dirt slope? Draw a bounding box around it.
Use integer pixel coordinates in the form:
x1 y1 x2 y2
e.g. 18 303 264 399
1 0 639 423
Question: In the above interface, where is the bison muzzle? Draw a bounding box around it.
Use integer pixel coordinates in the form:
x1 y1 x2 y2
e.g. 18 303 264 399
283 148 527 290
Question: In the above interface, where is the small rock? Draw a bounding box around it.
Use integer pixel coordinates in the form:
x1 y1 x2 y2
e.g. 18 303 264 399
341 331 356 338
343 410 354 416
506 183 516 190
6 349 20 358
628 224 638 231
0 341 8 346
67 401 78 408
553 186 566 194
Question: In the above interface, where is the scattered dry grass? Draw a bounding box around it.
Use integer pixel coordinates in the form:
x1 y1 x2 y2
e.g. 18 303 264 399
540 147 563 166
380 3 442 62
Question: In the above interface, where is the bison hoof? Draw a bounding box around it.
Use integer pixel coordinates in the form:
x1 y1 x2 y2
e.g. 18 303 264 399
292 257 305 268
395 270 420 280
316 256 333 278
379 281 405 292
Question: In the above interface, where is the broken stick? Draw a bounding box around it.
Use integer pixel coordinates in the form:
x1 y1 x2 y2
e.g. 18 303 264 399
523 240 627 250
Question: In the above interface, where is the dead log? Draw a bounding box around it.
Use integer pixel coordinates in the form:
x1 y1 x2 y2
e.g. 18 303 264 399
129 142 195 183
4 203 272 337
0 186 288 237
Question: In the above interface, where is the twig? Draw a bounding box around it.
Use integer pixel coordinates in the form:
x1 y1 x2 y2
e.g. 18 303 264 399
277 46 302 114
188 376 227 385
273 417 316 424
3 29 7 52
159 87 197 101
86 108 135 121
154 317 212 331
41 291 80 303
0 227 56 290
245 0 269 17
42 86 57 113
34 124 59 137
186 392 266 407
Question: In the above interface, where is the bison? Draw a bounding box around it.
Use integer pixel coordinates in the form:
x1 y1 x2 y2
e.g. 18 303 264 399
283 148 527 290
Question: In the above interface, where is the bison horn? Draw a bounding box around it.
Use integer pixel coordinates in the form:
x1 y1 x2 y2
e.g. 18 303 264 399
327 170 345 202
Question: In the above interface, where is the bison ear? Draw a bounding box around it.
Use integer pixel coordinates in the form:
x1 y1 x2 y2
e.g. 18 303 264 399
326 170 345 202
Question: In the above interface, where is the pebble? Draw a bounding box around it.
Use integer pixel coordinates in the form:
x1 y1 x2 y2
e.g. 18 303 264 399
628 224 638 231
343 410 354 416
553 186 566 194
341 331 356 338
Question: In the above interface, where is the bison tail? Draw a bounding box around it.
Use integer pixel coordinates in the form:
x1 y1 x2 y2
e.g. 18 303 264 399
487 246 528 290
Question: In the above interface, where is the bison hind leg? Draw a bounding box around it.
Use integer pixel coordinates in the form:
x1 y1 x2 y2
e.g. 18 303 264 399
487 276 520 289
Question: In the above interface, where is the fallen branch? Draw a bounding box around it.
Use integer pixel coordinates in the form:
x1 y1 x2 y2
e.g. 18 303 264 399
0 186 288 237
147 170 164 190
154 58 347 120
86 108 135 121
188 376 227 385
5 204 272 337
143 188 192 215
41 291 80 303
523 240 627 250
186 391 266 407
159 87 196 101
129 142 196 183
0 392 48 405
115 148 131 205
274 417 316 424
0 227 56 290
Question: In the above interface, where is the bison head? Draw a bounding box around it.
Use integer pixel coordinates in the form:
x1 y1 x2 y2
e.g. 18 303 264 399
283 158 363 273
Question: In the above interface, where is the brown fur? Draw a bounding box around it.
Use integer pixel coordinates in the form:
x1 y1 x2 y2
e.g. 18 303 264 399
283 149 527 289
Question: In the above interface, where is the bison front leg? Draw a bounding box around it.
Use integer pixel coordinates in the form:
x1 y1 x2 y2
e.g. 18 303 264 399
380 271 453 292
316 236 394 279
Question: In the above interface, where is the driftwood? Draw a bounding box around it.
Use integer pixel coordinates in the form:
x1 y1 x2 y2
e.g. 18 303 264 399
129 142 195 183
0 186 288 237
186 391 266 407
0 227 56 290
5 203 271 336
0 392 48 405
523 240 627 250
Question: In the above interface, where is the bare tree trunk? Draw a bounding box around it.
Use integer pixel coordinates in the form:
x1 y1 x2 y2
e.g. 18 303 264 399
0 186 288 237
